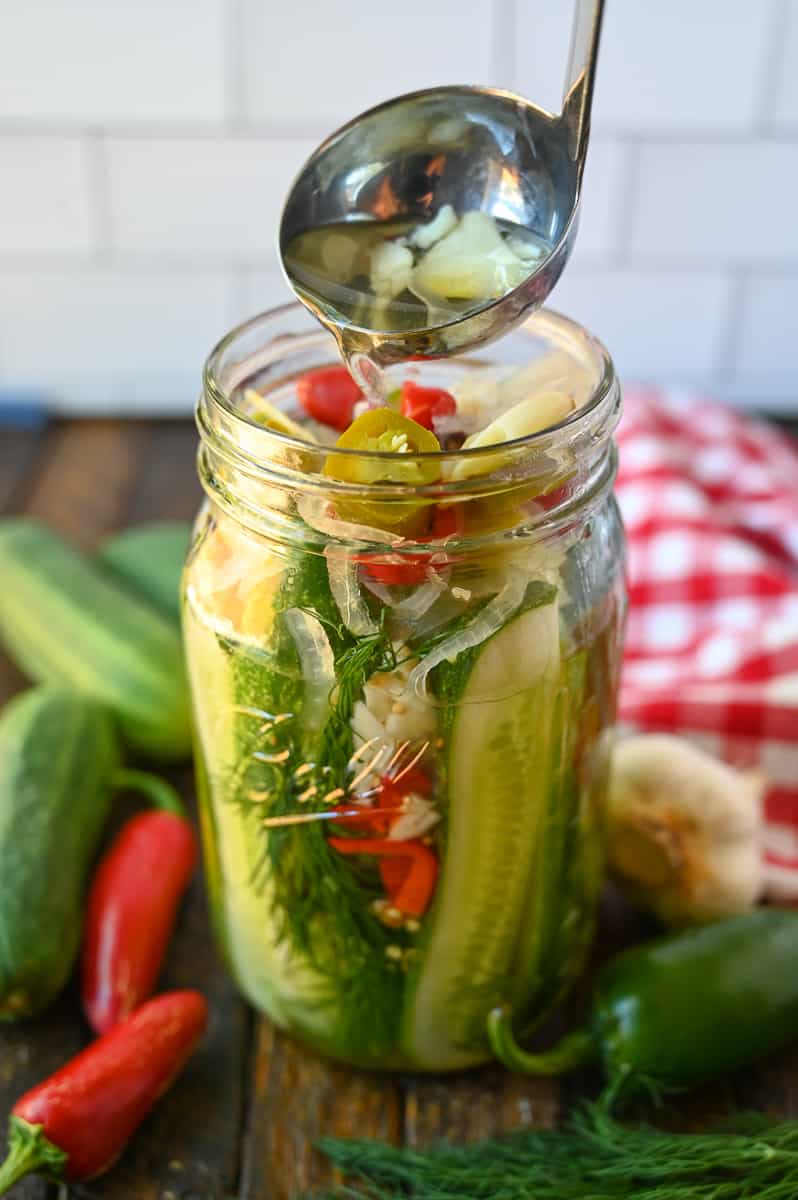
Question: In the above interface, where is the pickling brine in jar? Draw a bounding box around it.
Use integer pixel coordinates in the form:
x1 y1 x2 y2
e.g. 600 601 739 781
184 304 625 1070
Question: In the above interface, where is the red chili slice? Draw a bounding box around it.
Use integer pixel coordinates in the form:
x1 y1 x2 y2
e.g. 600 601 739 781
296 365 362 430
400 381 457 430
328 836 439 917
360 503 463 587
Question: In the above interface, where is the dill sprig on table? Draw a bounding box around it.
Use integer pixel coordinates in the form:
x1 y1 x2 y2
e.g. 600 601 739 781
310 1103 798 1199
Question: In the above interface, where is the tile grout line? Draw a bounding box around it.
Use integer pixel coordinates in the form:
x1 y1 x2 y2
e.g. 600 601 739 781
87 129 113 262
609 140 641 267
2 118 798 143
225 0 248 128
714 267 750 385
751 0 791 133
492 0 517 86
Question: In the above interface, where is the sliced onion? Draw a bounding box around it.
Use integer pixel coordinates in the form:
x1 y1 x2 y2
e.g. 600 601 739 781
297 494 403 546
408 571 528 699
325 548 379 636
360 572 398 606
283 607 335 736
391 572 448 622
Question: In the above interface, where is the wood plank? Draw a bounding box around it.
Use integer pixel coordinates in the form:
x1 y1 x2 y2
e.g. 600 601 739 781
240 1022 401 1200
403 1067 559 1147
735 1045 798 1119
0 426 46 513
124 421 201 525
21 420 146 550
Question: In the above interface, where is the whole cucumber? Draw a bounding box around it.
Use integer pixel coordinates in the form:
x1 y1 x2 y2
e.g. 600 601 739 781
0 687 120 1020
98 522 191 623
0 519 191 760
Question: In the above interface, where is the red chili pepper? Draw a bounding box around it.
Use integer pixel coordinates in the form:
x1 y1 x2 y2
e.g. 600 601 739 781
360 503 463 587
81 770 197 1035
296 365 362 430
328 836 438 917
384 768 432 796
400 380 457 430
0 991 208 1192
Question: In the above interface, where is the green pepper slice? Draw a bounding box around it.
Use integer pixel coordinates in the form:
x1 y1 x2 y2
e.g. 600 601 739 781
324 409 441 532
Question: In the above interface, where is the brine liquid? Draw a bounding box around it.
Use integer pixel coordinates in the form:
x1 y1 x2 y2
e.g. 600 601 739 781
284 215 550 330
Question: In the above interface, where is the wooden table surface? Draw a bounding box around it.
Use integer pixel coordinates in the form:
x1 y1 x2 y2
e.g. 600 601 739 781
1 416 797 1200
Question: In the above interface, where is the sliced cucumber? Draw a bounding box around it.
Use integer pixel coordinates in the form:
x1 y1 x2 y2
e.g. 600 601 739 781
402 591 561 1069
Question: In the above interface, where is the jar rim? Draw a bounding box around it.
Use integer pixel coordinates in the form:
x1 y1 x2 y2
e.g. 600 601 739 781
202 302 618 468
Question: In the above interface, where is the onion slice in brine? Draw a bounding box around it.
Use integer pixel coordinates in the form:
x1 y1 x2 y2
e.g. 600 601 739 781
408 570 529 699
283 607 335 736
325 548 379 637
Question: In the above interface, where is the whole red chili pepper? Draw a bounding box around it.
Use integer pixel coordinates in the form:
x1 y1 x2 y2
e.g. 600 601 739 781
0 991 208 1192
82 769 197 1034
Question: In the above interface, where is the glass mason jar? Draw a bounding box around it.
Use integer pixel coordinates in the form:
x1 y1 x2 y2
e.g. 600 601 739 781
184 303 625 1072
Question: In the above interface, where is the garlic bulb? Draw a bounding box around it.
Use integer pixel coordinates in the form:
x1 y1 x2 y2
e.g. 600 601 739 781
606 734 765 927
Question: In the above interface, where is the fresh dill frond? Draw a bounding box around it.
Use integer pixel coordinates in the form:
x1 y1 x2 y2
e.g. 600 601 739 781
223 556 406 1060
311 1102 798 1199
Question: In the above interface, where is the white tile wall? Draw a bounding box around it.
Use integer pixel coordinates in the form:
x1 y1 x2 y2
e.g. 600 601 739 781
0 136 97 253
550 268 730 378
0 0 227 126
0 269 236 413
106 135 317 257
242 0 501 128
1 0 797 415
514 0 774 131
773 0 798 128
630 143 798 260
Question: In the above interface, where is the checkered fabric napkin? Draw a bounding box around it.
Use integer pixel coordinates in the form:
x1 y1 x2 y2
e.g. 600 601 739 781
615 388 798 900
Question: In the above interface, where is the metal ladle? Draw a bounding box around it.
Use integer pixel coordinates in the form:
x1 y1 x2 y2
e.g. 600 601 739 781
279 0 604 368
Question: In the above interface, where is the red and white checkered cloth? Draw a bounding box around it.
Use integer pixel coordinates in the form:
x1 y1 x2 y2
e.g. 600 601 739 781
616 388 798 900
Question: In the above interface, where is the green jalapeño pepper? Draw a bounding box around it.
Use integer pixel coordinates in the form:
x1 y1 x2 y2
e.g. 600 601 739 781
488 910 798 1102
324 408 441 533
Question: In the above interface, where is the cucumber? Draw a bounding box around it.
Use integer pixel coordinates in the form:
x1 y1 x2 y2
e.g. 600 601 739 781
0 519 191 761
99 522 191 622
0 687 120 1020
402 587 561 1069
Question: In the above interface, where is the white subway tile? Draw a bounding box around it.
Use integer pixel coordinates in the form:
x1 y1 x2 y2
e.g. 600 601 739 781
572 139 625 259
550 268 730 378
629 143 798 259
736 274 798 374
516 0 773 131
0 269 234 383
772 0 798 127
107 136 317 256
243 0 500 127
0 136 96 253
0 0 226 124
238 269 297 319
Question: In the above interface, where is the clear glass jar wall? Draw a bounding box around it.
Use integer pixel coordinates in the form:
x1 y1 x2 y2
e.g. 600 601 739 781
183 304 626 1071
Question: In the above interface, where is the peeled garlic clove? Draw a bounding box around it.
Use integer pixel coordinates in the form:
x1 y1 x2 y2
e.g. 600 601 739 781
371 240 414 300
411 211 529 302
450 392 576 482
410 204 457 251
607 733 765 928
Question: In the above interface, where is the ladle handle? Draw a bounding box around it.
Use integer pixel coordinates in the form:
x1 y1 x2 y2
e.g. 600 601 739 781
561 0 605 170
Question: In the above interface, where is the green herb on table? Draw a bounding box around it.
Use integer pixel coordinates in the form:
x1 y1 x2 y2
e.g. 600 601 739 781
311 1103 798 1199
